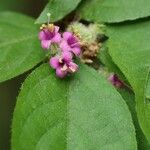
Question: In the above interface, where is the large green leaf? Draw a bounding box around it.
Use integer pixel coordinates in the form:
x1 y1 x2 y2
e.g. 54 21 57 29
36 0 81 24
99 47 127 82
106 21 150 142
12 63 137 150
99 45 150 148
0 12 45 83
79 0 150 23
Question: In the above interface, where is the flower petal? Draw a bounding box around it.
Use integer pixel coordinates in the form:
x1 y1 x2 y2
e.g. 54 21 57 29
60 40 71 52
39 31 46 40
62 51 72 63
56 68 67 78
68 62 78 73
52 33 61 43
50 56 60 69
63 32 72 40
72 47 81 56
41 40 51 49
54 26 60 33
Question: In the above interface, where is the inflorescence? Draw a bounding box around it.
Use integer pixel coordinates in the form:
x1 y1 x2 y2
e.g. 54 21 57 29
39 13 81 78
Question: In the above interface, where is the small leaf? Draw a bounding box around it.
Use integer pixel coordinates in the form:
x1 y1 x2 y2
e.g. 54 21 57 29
79 0 150 23
36 0 81 24
0 12 45 83
12 63 137 150
106 21 150 142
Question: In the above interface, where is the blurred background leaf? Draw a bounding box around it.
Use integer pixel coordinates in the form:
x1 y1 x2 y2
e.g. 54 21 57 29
79 0 150 23
0 0 48 17
0 12 45 83
0 75 26 150
0 0 47 149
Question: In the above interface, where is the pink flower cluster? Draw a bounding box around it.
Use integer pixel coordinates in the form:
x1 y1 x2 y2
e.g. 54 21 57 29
39 24 81 78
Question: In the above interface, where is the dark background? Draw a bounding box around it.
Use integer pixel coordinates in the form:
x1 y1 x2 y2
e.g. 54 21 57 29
0 0 47 149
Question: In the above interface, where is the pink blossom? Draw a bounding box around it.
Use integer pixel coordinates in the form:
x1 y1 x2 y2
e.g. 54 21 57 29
50 52 78 78
60 32 81 56
108 74 124 88
39 25 61 49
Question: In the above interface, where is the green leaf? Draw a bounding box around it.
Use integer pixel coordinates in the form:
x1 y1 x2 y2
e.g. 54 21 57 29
99 45 150 148
146 76 150 99
79 0 150 23
36 0 81 24
0 12 45 83
12 63 137 150
99 47 127 82
106 21 150 142
118 89 150 149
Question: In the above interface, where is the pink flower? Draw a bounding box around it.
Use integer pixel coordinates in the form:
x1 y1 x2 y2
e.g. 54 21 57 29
39 25 61 49
108 74 124 88
60 32 81 56
50 52 78 78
